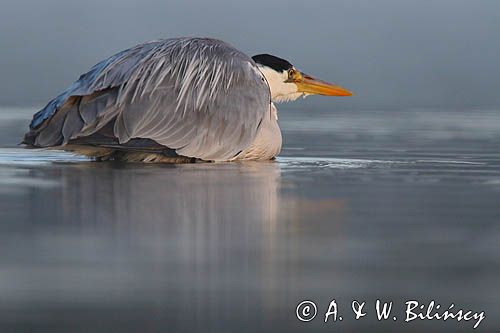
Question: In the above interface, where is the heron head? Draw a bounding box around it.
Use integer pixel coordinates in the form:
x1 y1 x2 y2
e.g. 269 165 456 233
252 54 352 103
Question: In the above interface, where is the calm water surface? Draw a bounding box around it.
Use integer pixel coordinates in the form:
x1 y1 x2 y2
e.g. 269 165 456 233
0 107 499 332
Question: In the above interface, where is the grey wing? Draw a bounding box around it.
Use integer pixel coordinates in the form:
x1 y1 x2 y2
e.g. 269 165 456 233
25 37 271 161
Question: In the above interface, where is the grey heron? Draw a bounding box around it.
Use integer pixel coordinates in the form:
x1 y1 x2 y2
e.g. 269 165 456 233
23 37 352 162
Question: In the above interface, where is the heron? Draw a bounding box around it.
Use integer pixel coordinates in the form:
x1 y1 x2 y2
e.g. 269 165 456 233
23 37 352 163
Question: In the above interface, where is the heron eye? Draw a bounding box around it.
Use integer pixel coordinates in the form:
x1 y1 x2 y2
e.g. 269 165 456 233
288 69 295 79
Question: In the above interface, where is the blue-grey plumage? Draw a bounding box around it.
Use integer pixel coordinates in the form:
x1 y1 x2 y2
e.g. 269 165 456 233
23 37 352 162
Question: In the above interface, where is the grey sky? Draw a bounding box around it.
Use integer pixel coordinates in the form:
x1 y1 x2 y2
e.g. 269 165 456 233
1 0 499 110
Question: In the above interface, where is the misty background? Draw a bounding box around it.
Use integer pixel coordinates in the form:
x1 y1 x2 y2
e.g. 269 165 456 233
1 2 500 332
1 0 500 111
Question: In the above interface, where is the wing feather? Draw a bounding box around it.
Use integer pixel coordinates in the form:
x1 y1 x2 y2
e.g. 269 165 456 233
25 37 270 161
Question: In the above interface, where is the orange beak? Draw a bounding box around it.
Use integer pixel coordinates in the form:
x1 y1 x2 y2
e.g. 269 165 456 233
295 72 353 96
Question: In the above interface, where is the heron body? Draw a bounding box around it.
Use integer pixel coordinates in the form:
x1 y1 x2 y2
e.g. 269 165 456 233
23 37 351 162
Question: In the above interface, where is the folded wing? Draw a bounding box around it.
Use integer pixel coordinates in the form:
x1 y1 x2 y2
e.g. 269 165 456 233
25 37 271 161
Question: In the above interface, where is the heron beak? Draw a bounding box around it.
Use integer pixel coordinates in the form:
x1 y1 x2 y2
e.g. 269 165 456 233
295 72 353 96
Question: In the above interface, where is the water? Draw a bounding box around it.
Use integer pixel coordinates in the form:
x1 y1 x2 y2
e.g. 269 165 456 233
0 107 499 332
